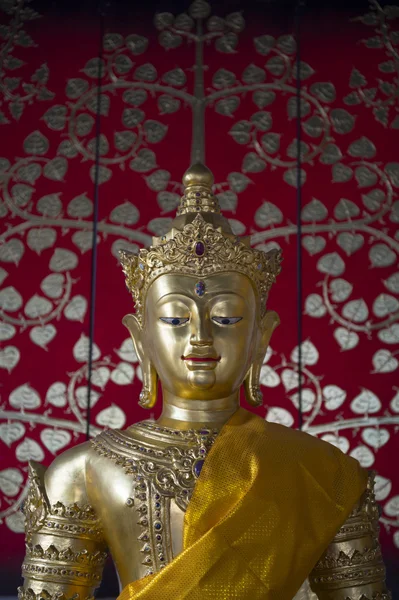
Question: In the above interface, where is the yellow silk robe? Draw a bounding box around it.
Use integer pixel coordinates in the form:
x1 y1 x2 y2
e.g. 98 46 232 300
119 408 367 600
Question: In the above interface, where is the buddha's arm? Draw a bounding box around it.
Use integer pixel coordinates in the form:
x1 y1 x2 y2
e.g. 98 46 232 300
19 445 108 600
309 473 391 600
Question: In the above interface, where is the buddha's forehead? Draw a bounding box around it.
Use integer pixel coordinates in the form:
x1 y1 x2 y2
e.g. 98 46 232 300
146 272 256 303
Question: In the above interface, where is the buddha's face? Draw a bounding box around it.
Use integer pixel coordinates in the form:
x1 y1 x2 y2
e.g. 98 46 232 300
143 272 258 400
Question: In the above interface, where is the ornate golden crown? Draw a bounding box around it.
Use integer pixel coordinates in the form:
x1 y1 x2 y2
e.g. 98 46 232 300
119 164 282 323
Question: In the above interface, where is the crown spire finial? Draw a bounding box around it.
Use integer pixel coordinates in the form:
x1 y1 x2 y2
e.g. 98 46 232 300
177 163 221 217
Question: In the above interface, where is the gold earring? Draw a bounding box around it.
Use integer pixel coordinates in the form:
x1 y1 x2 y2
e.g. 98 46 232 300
139 361 158 409
244 363 263 407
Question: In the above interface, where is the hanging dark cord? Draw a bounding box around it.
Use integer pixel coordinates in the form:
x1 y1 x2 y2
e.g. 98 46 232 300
295 0 304 431
85 3 106 441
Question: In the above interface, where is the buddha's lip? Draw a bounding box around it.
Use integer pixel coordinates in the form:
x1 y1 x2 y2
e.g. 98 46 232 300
181 354 221 362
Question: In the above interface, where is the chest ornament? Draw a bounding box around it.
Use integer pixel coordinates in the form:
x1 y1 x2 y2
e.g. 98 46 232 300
91 422 219 575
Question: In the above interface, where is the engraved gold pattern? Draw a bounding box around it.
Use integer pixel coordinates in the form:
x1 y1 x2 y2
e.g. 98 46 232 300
120 211 282 323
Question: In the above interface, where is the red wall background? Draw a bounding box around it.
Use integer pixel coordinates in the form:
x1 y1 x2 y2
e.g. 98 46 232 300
0 0 398 594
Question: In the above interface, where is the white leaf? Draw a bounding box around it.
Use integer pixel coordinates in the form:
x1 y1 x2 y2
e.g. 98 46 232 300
290 389 315 412
0 422 25 446
30 325 56 349
334 327 359 351
91 366 110 390
16 438 44 462
369 243 396 268
378 324 399 344
329 278 353 302
321 434 349 454
337 233 364 256
350 389 381 414
46 382 67 407
0 239 24 264
9 384 41 410
75 386 101 410
361 427 390 449
67 193 93 218
110 202 140 225
40 273 65 299
374 475 392 501
115 338 138 363
291 340 319 365
49 248 78 272
0 346 20 372
136 365 142 381
390 390 399 413
0 286 23 312
263 346 273 364
265 407 294 427
24 295 52 318
228 219 246 235
111 362 135 385
372 349 398 373
27 228 57 254
395 531 399 549
304 294 326 318
37 193 62 217
384 495 399 517
323 385 347 410
281 368 301 391
64 295 87 322
259 365 280 387
254 202 283 227
73 334 101 363
40 429 72 454
0 468 24 496
350 445 375 468
301 198 327 222
0 323 16 341
302 236 326 255
96 404 126 429
373 294 399 317
317 252 345 276
0 267 8 285
111 240 139 260
6 511 25 533
384 272 399 294
342 299 368 323
72 231 98 254
334 198 359 220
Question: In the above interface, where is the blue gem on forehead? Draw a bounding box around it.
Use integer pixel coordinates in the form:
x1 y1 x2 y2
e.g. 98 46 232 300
194 281 205 297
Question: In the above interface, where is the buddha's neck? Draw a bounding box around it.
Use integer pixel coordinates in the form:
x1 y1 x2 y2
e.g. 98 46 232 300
156 389 240 431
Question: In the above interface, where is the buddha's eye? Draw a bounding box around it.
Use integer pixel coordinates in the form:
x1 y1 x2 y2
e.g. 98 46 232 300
212 317 242 326
159 317 189 326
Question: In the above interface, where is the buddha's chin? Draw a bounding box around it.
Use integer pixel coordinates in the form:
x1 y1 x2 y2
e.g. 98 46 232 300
187 370 216 390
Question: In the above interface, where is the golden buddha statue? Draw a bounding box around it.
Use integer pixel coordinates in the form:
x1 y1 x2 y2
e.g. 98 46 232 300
19 163 391 600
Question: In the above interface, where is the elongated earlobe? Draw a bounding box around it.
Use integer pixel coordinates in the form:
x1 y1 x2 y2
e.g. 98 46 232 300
138 361 158 409
244 310 280 408
123 314 158 410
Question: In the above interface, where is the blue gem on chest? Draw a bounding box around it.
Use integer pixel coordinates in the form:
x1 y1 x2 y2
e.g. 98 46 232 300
193 459 205 478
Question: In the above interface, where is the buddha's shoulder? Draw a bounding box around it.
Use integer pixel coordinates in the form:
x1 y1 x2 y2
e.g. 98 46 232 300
43 423 148 504
43 440 92 505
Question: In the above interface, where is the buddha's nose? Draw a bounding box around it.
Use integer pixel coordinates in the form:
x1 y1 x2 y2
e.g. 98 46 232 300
190 313 213 347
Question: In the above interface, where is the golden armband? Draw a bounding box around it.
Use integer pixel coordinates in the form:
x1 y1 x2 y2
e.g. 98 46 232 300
309 472 391 600
19 462 107 600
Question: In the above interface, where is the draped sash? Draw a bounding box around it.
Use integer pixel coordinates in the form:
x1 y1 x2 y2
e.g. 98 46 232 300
118 408 367 600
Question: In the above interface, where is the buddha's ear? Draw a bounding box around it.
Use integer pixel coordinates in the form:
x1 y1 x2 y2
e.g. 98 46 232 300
244 310 280 407
123 314 158 410
122 314 144 363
